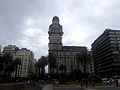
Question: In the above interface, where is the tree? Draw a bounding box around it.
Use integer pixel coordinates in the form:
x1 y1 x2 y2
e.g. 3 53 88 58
59 64 66 74
39 56 47 79
35 61 42 79
2 53 13 79
0 53 20 81
48 53 56 76
76 52 90 74
35 56 47 80
12 58 21 78
0 63 3 73
0 55 4 73
71 68 82 80
35 62 40 78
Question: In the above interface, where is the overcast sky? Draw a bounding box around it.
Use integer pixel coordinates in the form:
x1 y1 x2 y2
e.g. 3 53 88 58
0 0 120 59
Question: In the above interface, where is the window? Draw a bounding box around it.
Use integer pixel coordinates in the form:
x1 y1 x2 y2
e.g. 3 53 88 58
117 38 120 40
109 31 114 34
111 41 117 43
118 41 120 43
109 34 115 37
116 32 120 34
110 38 116 40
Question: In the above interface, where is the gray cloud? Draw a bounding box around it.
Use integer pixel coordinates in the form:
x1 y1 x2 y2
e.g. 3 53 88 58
0 0 120 59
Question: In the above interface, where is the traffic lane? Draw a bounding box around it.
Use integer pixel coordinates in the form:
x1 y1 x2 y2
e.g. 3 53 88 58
95 87 120 90
53 86 120 90
53 87 86 90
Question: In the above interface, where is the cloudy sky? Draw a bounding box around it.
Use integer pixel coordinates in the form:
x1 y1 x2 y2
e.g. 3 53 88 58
0 0 120 59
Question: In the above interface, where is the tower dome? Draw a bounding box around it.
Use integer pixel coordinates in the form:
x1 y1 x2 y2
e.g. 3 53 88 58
52 16 59 23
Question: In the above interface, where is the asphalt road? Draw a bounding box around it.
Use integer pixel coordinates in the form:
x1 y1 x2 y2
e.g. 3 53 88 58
0 83 42 90
95 87 120 90
53 86 120 90
53 87 85 90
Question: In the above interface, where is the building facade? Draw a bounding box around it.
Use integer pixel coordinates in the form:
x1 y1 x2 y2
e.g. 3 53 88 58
92 29 120 77
2 45 19 56
0 45 2 56
0 44 2 52
12 48 34 78
48 16 89 74
86 51 95 74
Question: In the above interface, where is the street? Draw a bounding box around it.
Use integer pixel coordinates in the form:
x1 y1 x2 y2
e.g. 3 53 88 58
0 82 43 90
53 86 120 90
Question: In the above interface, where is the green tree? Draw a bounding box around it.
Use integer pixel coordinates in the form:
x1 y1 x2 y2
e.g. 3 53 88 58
0 55 4 73
71 68 82 80
35 56 47 79
35 62 40 78
39 56 47 79
48 53 56 76
76 52 90 74
59 64 66 74
2 53 13 79
12 58 21 78
35 61 42 79
0 53 21 81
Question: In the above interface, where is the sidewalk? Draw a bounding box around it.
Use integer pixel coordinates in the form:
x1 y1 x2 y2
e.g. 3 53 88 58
42 85 53 90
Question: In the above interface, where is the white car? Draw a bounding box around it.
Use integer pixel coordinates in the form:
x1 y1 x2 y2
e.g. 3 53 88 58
102 78 111 84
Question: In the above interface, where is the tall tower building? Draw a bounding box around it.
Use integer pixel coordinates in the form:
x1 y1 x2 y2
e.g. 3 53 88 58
48 16 89 74
48 16 63 53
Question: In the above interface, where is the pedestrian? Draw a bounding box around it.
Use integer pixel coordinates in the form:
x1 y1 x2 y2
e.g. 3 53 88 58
115 79 119 87
85 80 88 88
91 81 94 88
80 81 83 88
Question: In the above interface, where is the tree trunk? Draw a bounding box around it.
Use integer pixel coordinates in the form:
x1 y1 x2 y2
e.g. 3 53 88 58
38 68 40 79
3 63 7 80
62 70 63 75
15 65 17 78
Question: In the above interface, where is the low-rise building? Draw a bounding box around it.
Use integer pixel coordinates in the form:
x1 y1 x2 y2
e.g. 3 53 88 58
12 48 34 78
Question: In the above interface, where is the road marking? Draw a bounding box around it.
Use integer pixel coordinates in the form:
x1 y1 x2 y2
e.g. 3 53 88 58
53 87 100 90
85 88 99 90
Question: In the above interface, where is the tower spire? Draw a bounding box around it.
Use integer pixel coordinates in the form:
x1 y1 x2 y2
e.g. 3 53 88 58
52 16 59 24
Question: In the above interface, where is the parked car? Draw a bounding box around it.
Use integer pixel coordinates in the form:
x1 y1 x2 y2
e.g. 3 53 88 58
113 76 120 84
102 78 111 85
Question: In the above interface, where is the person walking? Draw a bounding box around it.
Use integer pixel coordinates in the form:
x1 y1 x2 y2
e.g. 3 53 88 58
80 81 83 88
115 79 119 87
91 81 94 88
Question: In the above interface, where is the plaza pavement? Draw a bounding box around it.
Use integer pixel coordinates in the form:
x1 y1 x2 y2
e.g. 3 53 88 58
42 84 120 90
1 83 120 90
